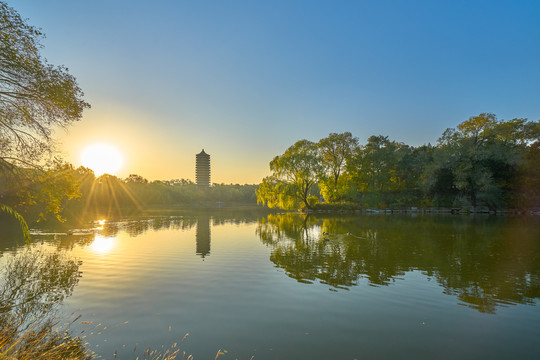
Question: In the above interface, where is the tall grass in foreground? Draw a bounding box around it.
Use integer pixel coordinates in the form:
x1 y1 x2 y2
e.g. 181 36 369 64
0 315 93 359
0 316 196 360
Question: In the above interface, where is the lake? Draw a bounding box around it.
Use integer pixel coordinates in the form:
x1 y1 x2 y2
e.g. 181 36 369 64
1 210 539 359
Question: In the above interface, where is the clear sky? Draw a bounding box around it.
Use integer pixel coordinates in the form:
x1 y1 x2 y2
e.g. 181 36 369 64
13 0 540 184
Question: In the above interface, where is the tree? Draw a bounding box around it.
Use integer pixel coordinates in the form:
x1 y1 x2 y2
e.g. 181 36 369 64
397 144 434 206
433 114 539 209
256 176 300 210
0 2 88 229
8 161 81 223
348 135 410 207
514 141 540 208
0 1 89 168
257 140 323 209
124 174 149 184
317 132 359 202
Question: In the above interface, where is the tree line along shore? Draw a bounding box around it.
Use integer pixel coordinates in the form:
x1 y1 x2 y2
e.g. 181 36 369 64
1 113 538 228
256 114 539 213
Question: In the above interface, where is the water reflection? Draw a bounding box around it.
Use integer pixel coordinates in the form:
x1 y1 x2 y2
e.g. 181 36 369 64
8 210 537 315
18 212 248 260
196 214 211 258
0 248 90 358
0 247 87 359
90 234 115 254
0 248 82 322
256 213 540 313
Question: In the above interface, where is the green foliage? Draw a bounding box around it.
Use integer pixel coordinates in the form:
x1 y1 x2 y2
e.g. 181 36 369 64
261 139 323 209
513 142 540 208
432 114 539 209
258 115 539 211
0 203 30 243
319 173 358 203
317 132 358 202
0 1 89 166
256 176 300 210
0 1 89 234
0 161 260 225
62 171 259 218
346 135 413 207
6 161 81 223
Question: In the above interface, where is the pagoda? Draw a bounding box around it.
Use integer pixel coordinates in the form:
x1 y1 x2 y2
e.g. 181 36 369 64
196 149 210 186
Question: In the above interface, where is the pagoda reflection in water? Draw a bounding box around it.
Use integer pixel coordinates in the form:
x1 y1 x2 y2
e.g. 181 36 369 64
196 215 211 259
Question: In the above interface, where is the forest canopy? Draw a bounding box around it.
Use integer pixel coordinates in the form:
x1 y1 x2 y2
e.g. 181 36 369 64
0 162 259 225
257 114 540 211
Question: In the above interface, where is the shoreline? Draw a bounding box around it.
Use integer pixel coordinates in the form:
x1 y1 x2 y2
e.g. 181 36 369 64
300 206 540 216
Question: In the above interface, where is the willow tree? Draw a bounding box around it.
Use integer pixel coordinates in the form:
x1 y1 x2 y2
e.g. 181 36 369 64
257 140 323 210
317 132 359 202
256 176 301 210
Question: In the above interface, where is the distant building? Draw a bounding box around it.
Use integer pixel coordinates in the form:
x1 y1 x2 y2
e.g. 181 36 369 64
196 149 210 186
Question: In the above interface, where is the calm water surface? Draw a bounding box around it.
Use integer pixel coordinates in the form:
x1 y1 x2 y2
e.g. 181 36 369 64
1 211 539 359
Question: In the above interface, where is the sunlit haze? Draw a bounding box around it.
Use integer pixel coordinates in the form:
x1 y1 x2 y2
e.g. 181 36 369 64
16 0 540 183
81 143 124 176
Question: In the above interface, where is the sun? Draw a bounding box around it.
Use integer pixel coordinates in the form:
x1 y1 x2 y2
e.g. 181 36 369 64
81 143 124 176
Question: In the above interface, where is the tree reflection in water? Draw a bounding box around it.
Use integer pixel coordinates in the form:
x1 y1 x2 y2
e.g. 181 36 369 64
9 211 538 316
31 211 256 259
0 248 90 359
256 213 540 313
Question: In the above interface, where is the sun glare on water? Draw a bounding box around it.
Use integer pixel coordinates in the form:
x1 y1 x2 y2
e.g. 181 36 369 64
90 234 115 254
81 143 124 176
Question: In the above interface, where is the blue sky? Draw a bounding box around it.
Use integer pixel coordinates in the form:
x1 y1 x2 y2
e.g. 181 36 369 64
13 0 540 183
